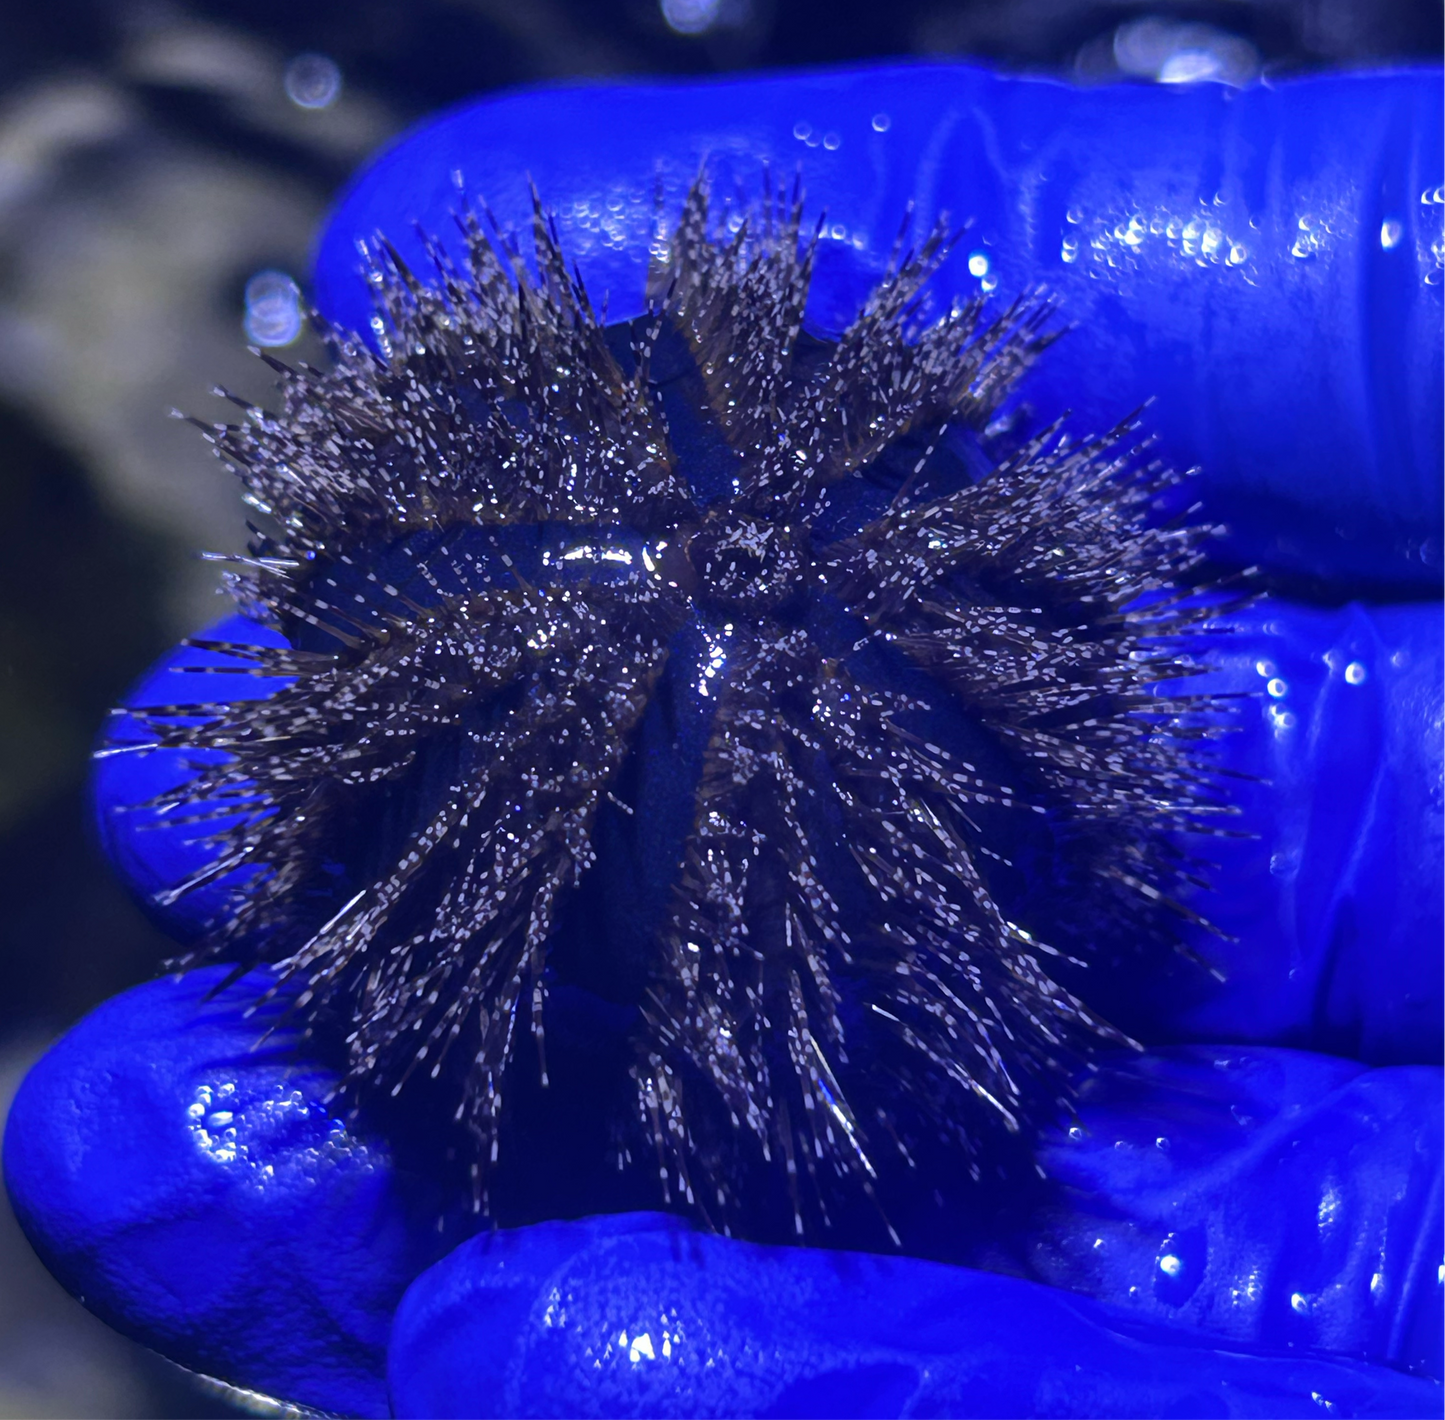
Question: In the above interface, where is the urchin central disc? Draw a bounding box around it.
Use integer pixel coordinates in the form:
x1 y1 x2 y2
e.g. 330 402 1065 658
687 516 808 617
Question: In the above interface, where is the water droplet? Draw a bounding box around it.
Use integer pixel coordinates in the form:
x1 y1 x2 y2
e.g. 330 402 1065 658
792 120 812 142
1344 661 1367 685
871 112 891 133
1266 677 1288 699
1065 207 1083 225
1291 1291 1312 1315
1155 1135 1170 1152
1153 1226 1206 1304
1226 242 1249 266
1068 1125 1087 1141
1254 659 1275 677
1380 219 1403 250
822 131 841 151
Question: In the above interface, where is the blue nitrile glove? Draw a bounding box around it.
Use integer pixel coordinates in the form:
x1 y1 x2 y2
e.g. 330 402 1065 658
5 65 1442 1420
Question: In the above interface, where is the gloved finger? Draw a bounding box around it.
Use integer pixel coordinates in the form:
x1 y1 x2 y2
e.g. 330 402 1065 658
93 66 1445 1034
91 593 1443 1064
314 65 1444 592
89 613 293 938
1022 1046 1443 1383
9 965 1438 1414
1090 596 1443 1066
385 1208 1442 1419
1 966 462 1419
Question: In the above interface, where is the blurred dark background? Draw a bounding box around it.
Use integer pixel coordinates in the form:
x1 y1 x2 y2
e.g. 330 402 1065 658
0 1 1438 1414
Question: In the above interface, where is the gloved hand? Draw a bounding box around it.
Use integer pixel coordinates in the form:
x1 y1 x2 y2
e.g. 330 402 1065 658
5 64 1442 1420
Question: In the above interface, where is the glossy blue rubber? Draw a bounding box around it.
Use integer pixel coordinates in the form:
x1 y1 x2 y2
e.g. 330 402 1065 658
386 1204 1442 1418
7 64 1441 1419
1112 598 1444 1066
2 967 465 1418
1029 1047 1443 1382
316 64 1444 592
89 614 293 939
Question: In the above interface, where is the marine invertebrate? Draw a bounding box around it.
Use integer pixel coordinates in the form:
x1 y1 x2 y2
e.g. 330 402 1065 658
117 174 1240 1236
5 62 1439 1420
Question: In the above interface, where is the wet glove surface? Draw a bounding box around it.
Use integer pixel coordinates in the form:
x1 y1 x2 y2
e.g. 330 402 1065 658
2 966 465 1419
387 1200 1440 1419
6 62 1443 1419
318 64 1445 594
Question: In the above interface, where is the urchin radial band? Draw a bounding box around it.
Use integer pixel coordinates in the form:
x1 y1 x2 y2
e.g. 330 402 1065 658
115 173 1241 1231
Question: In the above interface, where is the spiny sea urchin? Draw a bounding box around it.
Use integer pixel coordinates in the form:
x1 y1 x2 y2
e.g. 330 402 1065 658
115 174 1242 1240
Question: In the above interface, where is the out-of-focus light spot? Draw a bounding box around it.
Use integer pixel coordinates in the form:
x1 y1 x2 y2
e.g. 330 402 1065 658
1380 219 1403 250
1344 661 1368 685
871 112 891 133
661 0 725 35
967 251 990 278
244 270 303 347
1113 18 1259 87
284 53 342 110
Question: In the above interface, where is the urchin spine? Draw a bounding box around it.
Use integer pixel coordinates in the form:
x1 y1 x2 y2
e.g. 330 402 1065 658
115 175 1243 1233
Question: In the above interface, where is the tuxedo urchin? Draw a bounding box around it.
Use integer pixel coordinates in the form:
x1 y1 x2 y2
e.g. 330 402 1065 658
122 175 1241 1242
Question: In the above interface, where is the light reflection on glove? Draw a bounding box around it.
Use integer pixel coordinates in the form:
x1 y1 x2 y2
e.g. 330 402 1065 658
5 64 1442 1419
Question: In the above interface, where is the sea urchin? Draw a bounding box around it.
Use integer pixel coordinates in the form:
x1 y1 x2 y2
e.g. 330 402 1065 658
115 174 1240 1240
